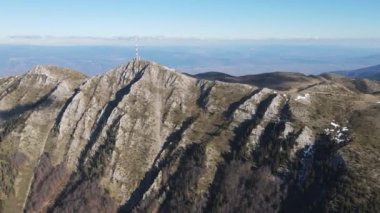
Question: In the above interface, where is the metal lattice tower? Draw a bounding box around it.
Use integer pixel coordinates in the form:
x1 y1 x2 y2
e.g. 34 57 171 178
135 39 140 61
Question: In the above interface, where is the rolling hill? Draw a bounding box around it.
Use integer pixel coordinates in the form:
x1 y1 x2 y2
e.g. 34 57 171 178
332 64 380 81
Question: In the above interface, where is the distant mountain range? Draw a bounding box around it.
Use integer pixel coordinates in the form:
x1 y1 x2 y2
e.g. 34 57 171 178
194 70 380 94
193 64 380 89
194 64 380 87
194 71 319 91
331 64 380 81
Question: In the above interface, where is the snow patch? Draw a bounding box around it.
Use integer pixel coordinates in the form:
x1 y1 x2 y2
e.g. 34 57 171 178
295 93 310 102
324 121 350 144
330 121 340 128
334 133 346 144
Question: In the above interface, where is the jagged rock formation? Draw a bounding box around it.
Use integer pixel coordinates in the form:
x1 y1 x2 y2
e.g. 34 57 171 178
0 60 380 213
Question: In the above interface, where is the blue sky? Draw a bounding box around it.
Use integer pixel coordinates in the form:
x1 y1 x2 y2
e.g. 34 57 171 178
1 0 380 41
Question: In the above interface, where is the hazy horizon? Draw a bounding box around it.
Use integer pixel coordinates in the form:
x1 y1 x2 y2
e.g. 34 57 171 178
1 43 380 77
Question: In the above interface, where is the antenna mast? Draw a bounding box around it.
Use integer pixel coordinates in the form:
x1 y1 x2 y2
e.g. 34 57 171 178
135 38 140 61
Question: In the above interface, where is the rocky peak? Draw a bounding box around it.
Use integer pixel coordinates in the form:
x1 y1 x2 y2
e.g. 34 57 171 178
0 60 379 213
28 65 87 82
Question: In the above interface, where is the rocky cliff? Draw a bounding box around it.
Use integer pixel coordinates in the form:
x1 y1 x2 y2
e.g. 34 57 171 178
0 60 379 213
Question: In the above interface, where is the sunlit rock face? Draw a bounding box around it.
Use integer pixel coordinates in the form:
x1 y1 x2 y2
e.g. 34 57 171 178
0 59 379 213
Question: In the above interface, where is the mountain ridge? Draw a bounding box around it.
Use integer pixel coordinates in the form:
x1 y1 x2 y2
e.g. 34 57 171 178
331 63 380 81
0 59 380 212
